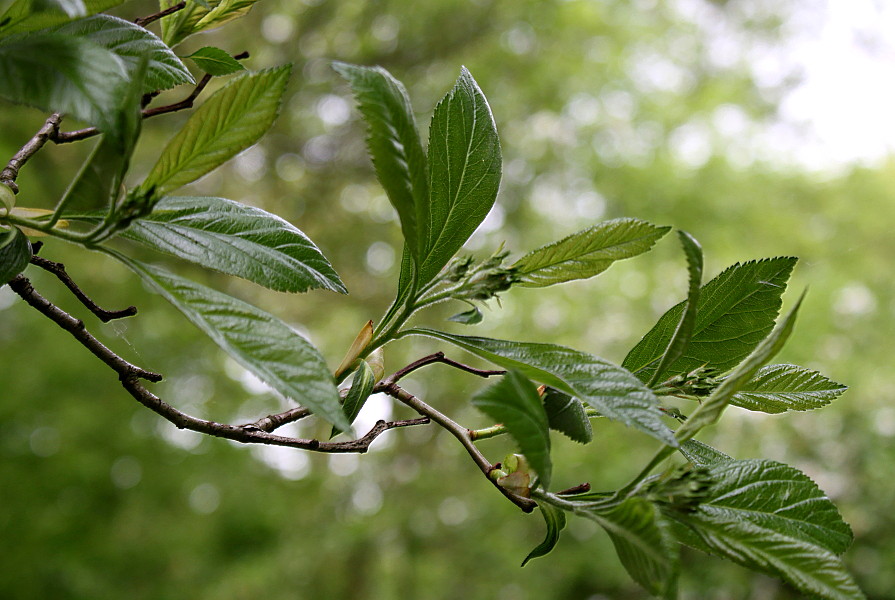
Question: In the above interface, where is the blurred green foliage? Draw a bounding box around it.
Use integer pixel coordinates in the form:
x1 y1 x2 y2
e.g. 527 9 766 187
2 0 893 598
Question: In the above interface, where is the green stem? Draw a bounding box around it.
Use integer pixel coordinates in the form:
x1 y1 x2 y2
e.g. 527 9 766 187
2 214 94 244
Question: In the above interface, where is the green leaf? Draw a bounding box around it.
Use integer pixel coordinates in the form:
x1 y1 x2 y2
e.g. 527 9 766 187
185 46 245 76
522 502 566 566
513 218 670 288
139 66 290 196
0 226 31 284
408 328 676 446
331 360 375 437
472 370 551 488
542 387 592 444
678 440 732 466
419 67 501 286
730 364 847 414
160 0 259 48
647 230 703 386
0 0 122 36
0 32 128 133
334 62 428 268
447 306 482 324
675 292 804 442
117 257 350 431
623 257 797 383
121 196 345 294
51 15 194 92
588 498 678 598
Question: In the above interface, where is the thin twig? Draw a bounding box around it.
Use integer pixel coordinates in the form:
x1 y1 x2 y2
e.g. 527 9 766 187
134 1 186 28
247 406 312 433
378 381 537 513
1 113 63 193
29 255 137 322
384 351 506 385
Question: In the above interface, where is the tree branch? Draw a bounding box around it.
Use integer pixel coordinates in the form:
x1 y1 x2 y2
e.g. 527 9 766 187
377 381 537 513
29 255 137 322
0 113 63 193
385 351 506 384
134 1 186 28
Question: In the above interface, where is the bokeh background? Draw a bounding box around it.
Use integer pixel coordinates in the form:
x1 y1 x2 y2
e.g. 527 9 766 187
2 0 894 598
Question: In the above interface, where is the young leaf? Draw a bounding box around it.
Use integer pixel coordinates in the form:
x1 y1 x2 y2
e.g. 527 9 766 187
419 67 501 286
675 292 804 442
121 196 345 294
0 0 123 36
513 219 670 288
730 364 847 414
186 46 245 76
331 360 376 437
588 498 678 598
0 33 128 133
407 328 676 446
139 66 290 196
117 257 350 431
0 226 31 284
542 387 592 444
678 440 732 467
624 257 797 383
647 230 703 386
522 502 566 566
447 306 483 324
334 62 428 266
472 370 552 488
160 0 259 48
51 15 194 92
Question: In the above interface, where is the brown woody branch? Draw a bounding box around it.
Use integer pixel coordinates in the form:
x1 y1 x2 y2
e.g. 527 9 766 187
0 113 63 193
385 351 506 383
30 255 137 322
134 1 186 28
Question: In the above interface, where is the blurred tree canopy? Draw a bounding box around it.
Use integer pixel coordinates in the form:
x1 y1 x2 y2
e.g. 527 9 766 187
2 0 893 598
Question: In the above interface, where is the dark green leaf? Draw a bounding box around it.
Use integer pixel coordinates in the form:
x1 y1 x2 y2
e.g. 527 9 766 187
624 257 797 383
730 364 847 414
678 440 732 466
675 292 804 442
160 0 259 48
472 370 551 488
588 498 678 598
0 33 128 133
447 306 482 324
0 0 122 36
51 15 193 92
522 502 566 566
647 230 703 386
419 67 501 286
0 226 31 284
122 196 345 294
514 218 670 288
331 360 375 437
117 257 350 431
334 62 428 266
139 66 290 196
542 387 592 444
186 46 245 76
408 328 676 446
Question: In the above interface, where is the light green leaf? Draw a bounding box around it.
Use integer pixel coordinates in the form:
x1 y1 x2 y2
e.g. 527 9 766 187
730 364 847 414
447 306 483 324
542 387 592 444
624 257 797 384
514 218 670 288
117 257 350 431
472 370 551 488
121 196 345 294
678 440 732 466
139 66 290 196
51 15 194 92
419 67 501 286
588 498 678 598
334 62 428 265
522 502 566 566
0 33 128 132
160 0 259 47
0 0 122 36
331 360 375 437
185 46 245 76
0 226 31 284
675 292 804 442
408 328 676 446
647 230 703 386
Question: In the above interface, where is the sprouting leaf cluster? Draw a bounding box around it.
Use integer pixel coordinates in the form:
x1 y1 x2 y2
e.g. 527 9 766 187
0 2 862 598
